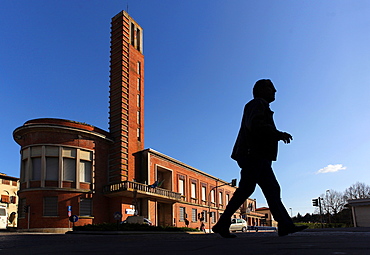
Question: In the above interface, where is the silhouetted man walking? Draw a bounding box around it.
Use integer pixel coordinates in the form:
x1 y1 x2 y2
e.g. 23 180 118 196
212 79 307 238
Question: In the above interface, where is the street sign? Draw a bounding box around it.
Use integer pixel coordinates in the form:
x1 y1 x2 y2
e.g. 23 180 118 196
114 212 122 221
67 206 72 217
69 215 79 223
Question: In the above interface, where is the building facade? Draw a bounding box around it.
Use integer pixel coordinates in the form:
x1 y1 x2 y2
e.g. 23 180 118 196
13 11 261 232
347 199 370 227
0 173 19 228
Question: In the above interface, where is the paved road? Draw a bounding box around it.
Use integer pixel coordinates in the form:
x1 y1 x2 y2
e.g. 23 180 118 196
1 229 370 255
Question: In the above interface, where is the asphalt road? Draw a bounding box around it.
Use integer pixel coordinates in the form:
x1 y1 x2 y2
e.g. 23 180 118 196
1 228 370 255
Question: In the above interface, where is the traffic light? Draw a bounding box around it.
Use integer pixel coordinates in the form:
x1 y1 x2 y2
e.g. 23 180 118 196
312 198 318 207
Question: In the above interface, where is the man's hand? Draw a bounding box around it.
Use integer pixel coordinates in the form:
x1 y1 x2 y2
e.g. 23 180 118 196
280 132 293 144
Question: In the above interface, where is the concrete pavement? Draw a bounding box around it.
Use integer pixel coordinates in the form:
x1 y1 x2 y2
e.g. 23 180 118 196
0 228 369 254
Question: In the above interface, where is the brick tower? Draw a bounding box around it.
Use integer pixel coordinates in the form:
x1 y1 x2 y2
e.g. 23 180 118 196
108 11 144 183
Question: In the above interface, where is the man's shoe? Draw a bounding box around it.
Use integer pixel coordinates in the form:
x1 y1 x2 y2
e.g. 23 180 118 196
278 225 308 237
212 224 236 238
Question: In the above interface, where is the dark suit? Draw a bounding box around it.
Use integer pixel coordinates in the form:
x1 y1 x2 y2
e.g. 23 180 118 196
219 97 294 228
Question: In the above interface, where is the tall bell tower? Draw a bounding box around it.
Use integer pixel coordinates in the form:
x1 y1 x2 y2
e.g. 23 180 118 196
108 11 144 183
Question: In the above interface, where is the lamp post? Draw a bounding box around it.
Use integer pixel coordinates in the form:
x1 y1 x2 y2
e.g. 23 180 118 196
208 179 237 233
326 189 331 224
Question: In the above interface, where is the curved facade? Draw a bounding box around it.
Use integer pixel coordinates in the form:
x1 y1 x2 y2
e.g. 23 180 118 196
13 118 112 231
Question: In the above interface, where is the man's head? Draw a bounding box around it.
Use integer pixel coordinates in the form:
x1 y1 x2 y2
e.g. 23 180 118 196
253 79 277 103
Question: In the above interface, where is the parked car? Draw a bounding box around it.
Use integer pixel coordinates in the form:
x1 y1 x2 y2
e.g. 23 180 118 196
121 216 153 226
229 218 247 232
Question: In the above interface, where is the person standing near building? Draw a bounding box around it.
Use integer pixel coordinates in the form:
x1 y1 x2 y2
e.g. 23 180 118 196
212 79 307 238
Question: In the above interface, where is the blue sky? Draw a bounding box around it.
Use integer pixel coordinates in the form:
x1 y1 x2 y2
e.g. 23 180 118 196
1 0 370 216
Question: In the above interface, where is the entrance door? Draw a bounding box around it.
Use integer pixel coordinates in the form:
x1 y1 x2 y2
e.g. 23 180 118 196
157 203 172 227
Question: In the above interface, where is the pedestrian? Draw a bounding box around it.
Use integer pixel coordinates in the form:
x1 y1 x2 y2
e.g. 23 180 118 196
200 222 205 232
212 79 307 238
184 218 189 228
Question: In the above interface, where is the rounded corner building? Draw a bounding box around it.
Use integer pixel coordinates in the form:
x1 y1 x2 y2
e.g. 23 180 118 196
13 11 263 233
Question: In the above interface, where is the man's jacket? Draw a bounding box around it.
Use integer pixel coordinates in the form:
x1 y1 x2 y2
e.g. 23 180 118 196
231 98 283 161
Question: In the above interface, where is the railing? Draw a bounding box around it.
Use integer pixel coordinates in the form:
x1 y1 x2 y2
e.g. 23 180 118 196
103 181 181 201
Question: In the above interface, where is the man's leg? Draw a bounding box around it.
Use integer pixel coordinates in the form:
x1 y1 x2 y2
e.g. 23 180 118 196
213 158 257 237
257 160 307 236
257 160 293 226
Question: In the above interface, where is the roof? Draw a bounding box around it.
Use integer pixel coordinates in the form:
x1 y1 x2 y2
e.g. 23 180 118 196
0 173 19 181
347 198 370 206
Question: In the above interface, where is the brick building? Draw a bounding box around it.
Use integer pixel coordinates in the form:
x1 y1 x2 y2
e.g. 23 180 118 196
13 10 263 232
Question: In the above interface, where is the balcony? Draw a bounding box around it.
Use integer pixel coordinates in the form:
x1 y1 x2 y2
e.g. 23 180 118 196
103 181 181 203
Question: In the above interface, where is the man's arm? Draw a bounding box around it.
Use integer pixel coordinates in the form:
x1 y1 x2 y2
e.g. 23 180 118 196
279 132 293 144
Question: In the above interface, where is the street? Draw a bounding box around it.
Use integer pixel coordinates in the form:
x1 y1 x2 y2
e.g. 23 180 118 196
0 229 370 255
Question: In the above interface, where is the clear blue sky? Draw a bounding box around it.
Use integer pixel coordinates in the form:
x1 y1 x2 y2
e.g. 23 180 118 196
1 0 370 216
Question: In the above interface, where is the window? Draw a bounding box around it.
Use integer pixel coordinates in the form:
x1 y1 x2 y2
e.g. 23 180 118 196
131 23 135 45
210 189 215 203
137 61 141 74
219 191 223 205
137 128 141 141
211 212 216 223
178 178 185 196
137 94 141 107
46 146 59 181
43 197 58 216
192 209 197 222
63 158 76 181
226 194 230 205
31 157 41 180
136 28 141 51
20 146 93 186
20 159 27 182
137 78 141 91
202 210 207 222
201 186 206 201
1 195 9 203
137 111 140 124
80 199 92 216
179 207 185 221
79 160 92 183
10 196 17 204
191 182 196 199
46 157 58 181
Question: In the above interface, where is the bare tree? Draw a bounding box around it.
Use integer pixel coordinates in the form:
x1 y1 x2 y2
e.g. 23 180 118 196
320 189 345 215
343 182 370 200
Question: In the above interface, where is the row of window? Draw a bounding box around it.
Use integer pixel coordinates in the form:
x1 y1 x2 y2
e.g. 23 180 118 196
0 195 16 204
179 207 217 224
178 178 231 206
0 179 18 186
20 146 93 184
19 197 92 218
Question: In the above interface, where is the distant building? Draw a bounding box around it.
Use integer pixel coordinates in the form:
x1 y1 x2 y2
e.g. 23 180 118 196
13 10 257 233
256 207 277 227
347 199 370 227
0 173 19 228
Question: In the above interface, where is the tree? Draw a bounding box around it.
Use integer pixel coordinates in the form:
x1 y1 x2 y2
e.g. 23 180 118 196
320 189 345 216
343 182 370 200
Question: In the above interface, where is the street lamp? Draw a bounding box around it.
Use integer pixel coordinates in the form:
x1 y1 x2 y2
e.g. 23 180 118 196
208 179 237 233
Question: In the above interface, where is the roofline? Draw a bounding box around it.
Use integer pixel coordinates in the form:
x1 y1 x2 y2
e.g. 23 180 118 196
0 173 19 181
142 148 233 185
347 198 370 206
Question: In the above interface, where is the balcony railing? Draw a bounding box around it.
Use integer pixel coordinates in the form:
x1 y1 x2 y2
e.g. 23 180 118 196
103 181 181 201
